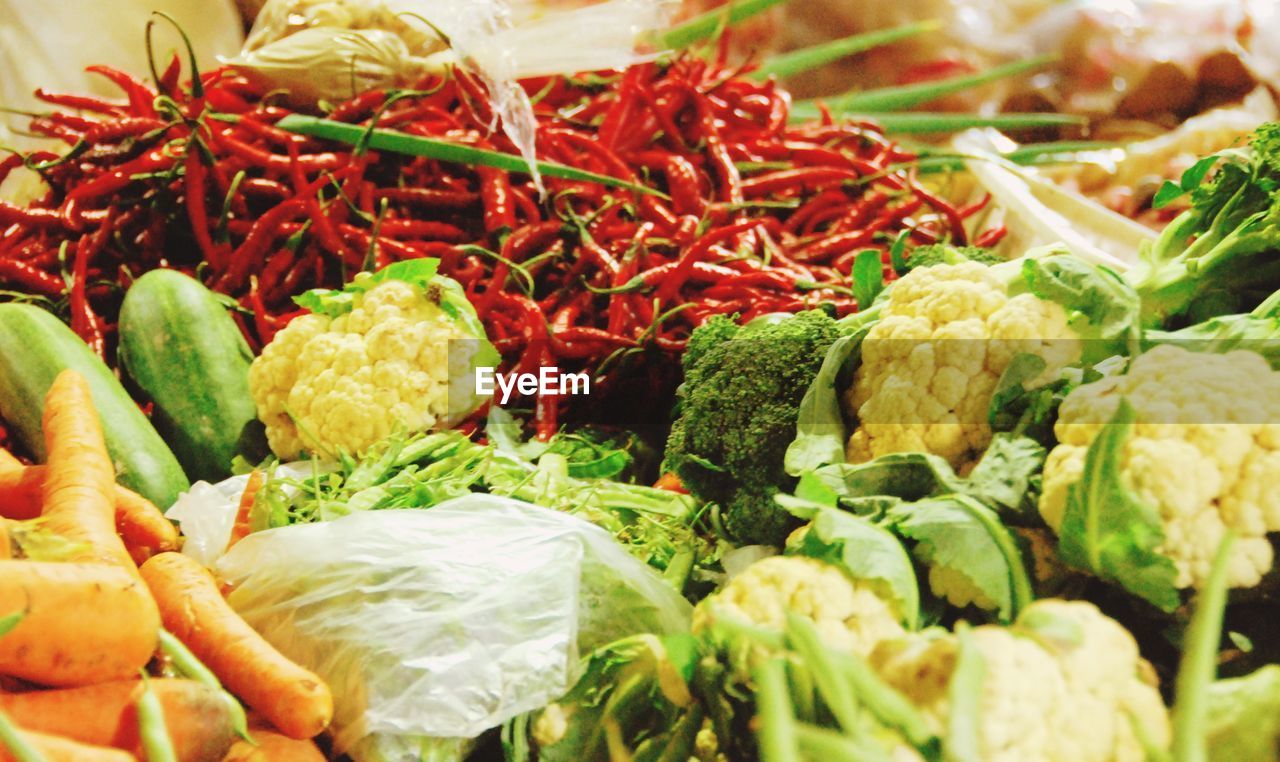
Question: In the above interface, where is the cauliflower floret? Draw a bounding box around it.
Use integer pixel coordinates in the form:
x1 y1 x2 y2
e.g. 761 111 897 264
870 600 1170 762
1039 345 1280 589
692 556 904 656
249 278 479 459
846 263 1080 473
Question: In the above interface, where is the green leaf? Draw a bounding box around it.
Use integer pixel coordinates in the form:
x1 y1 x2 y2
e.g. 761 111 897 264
1203 665 1280 762
1018 254 1142 362
887 495 1033 621
963 433 1047 520
1154 154 1223 209
753 21 939 81
944 624 985 762
1143 313 1280 370
1171 532 1236 762
1056 399 1180 612
276 115 664 197
1153 180 1188 210
0 611 23 638
826 55 1055 113
785 332 864 476
789 507 920 629
486 407 551 462
804 453 967 504
294 258 440 317
853 249 885 309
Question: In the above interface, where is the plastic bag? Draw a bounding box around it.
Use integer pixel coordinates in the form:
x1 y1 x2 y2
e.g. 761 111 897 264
164 462 322 566
230 0 670 181
215 495 692 761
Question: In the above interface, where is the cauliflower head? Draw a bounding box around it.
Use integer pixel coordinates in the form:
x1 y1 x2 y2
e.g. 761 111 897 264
845 262 1079 473
1039 344 1280 589
692 555 905 656
870 599 1170 762
249 276 487 459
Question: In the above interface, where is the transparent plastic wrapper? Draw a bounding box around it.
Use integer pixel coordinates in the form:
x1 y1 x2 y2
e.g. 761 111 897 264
215 495 692 761
164 462 323 567
229 0 672 177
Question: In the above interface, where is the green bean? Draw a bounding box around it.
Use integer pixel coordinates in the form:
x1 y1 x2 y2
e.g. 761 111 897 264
136 674 178 762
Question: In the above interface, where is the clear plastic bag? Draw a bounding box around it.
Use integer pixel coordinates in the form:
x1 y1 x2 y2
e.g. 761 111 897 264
215 495 692 761
230 0 671 180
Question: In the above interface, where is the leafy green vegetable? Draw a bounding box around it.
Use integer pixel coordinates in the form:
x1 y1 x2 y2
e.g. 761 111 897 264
1153 154 1223 209
788 508 920 629
886 495 1034 621
253 429 702 579
293 258 439 316
518 634 701 762
1130 123 1280 327
785 331 864 476
1056 399 1180 612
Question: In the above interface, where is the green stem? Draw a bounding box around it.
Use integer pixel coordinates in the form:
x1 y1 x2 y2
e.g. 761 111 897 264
1170 532 1236 762
784 615 861 732
795 724 896 761
755 658 802 762
753 21 939 81
788 110 1085 133
137 674 179 762
657 0 787 50
0 710 46 762
824 55 1055 113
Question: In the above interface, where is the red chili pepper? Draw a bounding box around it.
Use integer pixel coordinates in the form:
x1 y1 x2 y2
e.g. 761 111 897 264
86 66 158 118
476 166 516 233
372 188 479 209
184 146 225 271
32 89 124 115
219 198 308 291
212 130 342 173
0 259 63 295
0 203 62 229
656 218 773 303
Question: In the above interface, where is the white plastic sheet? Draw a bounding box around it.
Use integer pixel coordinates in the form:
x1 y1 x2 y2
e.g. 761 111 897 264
215 495 691 760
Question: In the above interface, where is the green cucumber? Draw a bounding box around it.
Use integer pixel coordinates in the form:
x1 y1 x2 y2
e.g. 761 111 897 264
118 270 268 483
0 302 190 507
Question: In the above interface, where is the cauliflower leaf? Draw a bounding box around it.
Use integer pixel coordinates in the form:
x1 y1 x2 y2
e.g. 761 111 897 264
293 258 440 317
785 331 865 476
1056 399 1180 612
1203 666 1280 762
787 507 920 629
886 496 1034 622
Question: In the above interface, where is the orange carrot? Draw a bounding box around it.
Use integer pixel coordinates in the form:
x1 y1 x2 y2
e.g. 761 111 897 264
38 371 134 572
0 467 178 558
0 561 159 686
0 521 9 560
0 679 235 761
227 471 263 549
221 715 325 762
0 728 135 762
113 484 180 561
140 553 333 740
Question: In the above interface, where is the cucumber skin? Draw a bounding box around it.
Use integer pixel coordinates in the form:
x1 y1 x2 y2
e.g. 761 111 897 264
118 270 269 484
0 302 190 507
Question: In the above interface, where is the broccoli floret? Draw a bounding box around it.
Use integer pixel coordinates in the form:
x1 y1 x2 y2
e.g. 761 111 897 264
663 310 843 546
902 243 1003 272
1132 122 1280 327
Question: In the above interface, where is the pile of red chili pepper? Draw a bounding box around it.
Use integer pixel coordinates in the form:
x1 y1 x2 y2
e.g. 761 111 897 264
0 53 1004 435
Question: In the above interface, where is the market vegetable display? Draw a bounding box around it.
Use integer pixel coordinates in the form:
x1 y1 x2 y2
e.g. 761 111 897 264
2 1 1280 761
